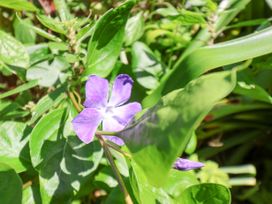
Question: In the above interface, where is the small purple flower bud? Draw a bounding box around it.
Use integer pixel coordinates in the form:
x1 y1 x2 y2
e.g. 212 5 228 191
174 158 204 171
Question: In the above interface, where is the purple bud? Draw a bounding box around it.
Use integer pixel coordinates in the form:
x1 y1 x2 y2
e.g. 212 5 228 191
174 158 204 171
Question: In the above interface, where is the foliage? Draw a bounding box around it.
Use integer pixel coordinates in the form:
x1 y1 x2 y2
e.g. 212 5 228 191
0 0 272 203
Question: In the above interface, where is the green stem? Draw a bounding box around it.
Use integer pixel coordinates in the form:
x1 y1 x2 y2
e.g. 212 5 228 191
67 91 82 112
106 141 132 158
96 134 133 204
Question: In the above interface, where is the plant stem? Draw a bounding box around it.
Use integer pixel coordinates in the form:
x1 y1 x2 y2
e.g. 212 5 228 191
106 141 132 158
22 180 32 189
96 134 133 204
67 91 82 112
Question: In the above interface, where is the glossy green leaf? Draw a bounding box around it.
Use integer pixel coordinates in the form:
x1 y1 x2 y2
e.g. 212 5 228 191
37 15 67 35
234 70 272 103
83 0 135 78
16 14 62 42
13 17 36 44
165 26 272 93
27 44 51 66
0 122 32 172
29 108 103 203
178 183 231 204
0 30 30 68
131 41 163 89
0 163 22 204
0 0 37 11
130 160 174 204
26 57 70 87
170 9 206 25
143 0 251 107
120 71 236 186
29 85 67 124
163 169 198 198
124 12 144 46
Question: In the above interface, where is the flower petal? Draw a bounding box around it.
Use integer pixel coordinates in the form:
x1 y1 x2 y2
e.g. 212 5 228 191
102 118 125 145
102 102 141 145
104 136 124 146
112 102 142 126
174 158 204 171
72 108 103 144
83 75 109 109
109 74 134 106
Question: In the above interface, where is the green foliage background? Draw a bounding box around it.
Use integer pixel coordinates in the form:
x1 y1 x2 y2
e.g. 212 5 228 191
0 0 272 203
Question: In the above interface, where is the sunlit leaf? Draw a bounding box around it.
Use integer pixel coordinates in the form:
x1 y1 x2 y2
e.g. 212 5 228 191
83 0 135 78
120 71 236 186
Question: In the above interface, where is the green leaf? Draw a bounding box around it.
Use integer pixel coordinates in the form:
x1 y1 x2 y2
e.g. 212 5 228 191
178 183 231 204
26 57 70 87
13 17 36 44
53 0 72 21
124 12 144 46
143 0 251 108
164 26 272 93
0 163 22 204
83 0 135 78
234 70 272 103
37 15 67 35
0 80 38 100
16 14 62 42
29 108 103 203
22 185 42 204
130 161 174 204
0 100 29 120
163 169 199 199
29 85 67 124
234 81 272 103
155 4 179 17
0 0 37 11
170 9 206 25
120 70 236 186
0 30 30 68
0 122 32 172
131 42 163 89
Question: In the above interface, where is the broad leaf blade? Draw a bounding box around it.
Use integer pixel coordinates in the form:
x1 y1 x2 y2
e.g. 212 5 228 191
29 108 103 203
120 71 236 186
0 30 30 68
83 0 135 78
0 122 32 172
178 183 231 204
0 0 37 11
164 26 272 93
0 163 22 204
131 41 163 89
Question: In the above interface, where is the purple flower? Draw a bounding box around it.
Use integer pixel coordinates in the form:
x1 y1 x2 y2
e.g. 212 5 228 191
72 74 142 145
174 158 204 171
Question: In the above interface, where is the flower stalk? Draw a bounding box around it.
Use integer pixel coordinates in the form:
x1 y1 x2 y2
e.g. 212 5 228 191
96 134 133 204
